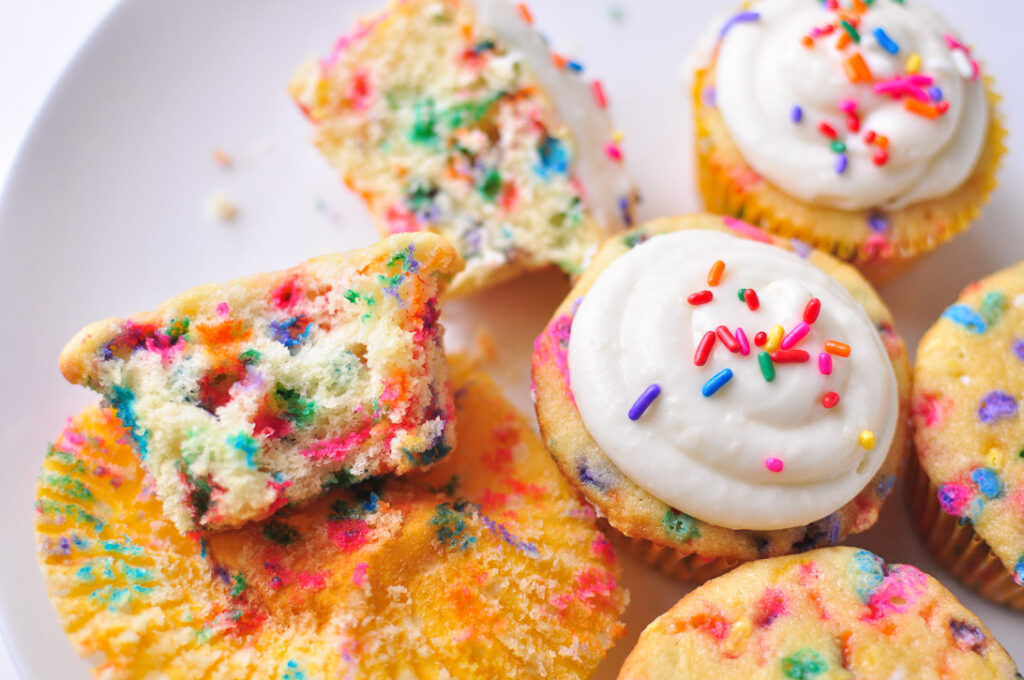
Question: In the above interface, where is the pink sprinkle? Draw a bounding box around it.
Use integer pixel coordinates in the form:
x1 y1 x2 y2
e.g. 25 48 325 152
907 74 934 86
735 327 750 356
722 216 773 243
873 78 905 96
591 80 608 109
780 322 810 350
905 84 930 102
216 302 230 316
352 562 369 587
604 143 623 162
765 457 784 473
944 33 967 51
839 99 857 113
819 352 833 375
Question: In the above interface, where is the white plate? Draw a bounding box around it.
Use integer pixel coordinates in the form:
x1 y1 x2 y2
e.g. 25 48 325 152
0 0 1020 677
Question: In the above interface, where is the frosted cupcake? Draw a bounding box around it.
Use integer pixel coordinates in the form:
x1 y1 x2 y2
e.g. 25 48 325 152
693 0 1004 282
912 261 1024 609
290 0 635 296
532 214 910 580
618 547 1020 679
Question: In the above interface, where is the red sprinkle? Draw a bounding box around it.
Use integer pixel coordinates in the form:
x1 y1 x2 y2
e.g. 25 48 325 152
591 80 608 109
873 150 889 166
863 130 876 144
744 288 760 311
707 260 726 287
803 298 821 324
818 122 838 139
754 331 767 347
716 325 741 353
936 100 950 114
770 349 810 363
822 392 840 409
687 290 713 305
846 114 860 133
695 331 717 366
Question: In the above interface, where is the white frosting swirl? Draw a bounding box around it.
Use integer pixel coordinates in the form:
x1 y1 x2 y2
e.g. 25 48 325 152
568 230 898 530
714 0 988 210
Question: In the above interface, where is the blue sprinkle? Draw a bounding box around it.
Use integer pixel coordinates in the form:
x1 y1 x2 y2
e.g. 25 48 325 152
835 154 849 174
628 384 661 420
942 304 987 333
270 317 312 348
534 136 570 179
566 60 584 72
1012 338 1024 361
618 196 633 226
1015 556 1024 586
867 212 890 233
971 468 1002 499
929 86 943 102
873 27 899 54
701 369 734 397
791 105 803 123
719 11 760 38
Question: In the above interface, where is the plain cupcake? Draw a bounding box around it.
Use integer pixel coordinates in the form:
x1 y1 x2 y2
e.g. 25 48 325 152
911 261 1024 610
618 546 1020 679
532 214 910 580
692 0 1004 283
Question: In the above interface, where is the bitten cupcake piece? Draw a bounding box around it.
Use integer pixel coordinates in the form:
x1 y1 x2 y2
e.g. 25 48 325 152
36 359 626 679
59 233 462 532
618 547 1020 679
289 0 635 296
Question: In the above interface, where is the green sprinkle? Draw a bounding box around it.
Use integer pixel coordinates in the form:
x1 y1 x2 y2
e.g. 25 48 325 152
980 290 1006 326
262 520 300 546
737 288 748 302
758 351 775 382
238 348 261 364
840 19 860 43
831 140 847 153
782 649 827 679
662 509 700 542
409 98 438 144
230 572 247 597
476 168 502 201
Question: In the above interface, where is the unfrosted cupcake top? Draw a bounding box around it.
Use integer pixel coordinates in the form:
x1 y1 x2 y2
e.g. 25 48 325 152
714 0 988 210
618 547 1020 680
914 261 1024 587
568 229 898 530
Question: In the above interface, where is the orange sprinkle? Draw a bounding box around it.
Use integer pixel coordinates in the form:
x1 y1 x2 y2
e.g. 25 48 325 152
836 31 851 50
459 23 473 40
852 0 867 13
825 341 851 357
875 134 889 150
551 52 567 70
517 3 533 24
843 53 873 83
707 260 726 287
802 35 815 48
904 99 939 119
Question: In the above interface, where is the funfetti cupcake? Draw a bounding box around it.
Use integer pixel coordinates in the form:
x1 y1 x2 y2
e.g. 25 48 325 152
532 214 910 581
912 262 1024 610
693 0 1004 283
618 547 1021 680
290 0 636 297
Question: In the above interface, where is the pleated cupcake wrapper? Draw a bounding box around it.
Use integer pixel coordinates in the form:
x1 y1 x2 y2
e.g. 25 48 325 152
599 519 740 583
907 454 1024 610
693 68 1006 286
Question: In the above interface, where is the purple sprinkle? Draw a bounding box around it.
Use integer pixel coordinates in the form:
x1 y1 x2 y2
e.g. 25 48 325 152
929 86 943 102
978 390 1017 424
790 238 812 258
867 213 891 233
719 11 760 38
628 384 661 420
949 619 987 654
791 105 803 123
1013 338 1024 361
702 86 717 106
835 154 848 174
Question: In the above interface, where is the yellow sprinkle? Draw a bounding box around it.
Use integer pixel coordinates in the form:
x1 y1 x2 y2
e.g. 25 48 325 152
612 129 625 144
987 447 1005 470
907 53 922 74
723 617 752 655
765 325 785 352
859 430 876 450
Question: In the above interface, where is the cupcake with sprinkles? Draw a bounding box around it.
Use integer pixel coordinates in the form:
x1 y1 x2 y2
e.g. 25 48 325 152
35 359 626 678
289 0 635 296
617 546 1021 679
912 261 1024 610
693 0 1004 282
532 214 910 580
58 233 462 532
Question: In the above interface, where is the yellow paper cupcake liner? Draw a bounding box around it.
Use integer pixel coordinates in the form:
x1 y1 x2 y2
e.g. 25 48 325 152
907 453 1024 610
693 64 1006 285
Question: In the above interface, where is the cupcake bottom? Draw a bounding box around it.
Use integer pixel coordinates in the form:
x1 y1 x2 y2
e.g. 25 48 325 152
606 524 740 582
908 454 1024 610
